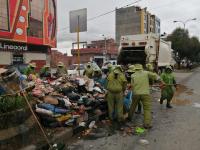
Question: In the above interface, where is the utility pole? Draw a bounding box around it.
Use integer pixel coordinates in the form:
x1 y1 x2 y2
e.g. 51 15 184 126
102 34 107 62
77 15 80 76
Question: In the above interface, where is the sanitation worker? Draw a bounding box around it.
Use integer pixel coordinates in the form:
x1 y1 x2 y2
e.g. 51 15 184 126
107 63 113 73
92 68 102 83
126 65 142 114
126 65 135 83
124 65 135 113
40 64 51 78
160 66 177 108
83 63 94 78
24 62 37 76
56 62 68 77
146 63 154 72
129 64 161 129
106 66 127 123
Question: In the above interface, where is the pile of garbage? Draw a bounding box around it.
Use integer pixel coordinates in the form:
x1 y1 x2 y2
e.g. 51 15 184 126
0 66 108 143
31 76 108 129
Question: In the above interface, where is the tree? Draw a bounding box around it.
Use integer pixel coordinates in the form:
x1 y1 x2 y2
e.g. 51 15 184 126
167 28 200 66
189 37 200 61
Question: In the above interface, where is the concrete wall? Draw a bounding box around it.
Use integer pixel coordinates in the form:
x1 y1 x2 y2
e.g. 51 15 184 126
155 17 161 34
115 6 142 45
115 6 160 45
24 53 47 64
0 51 12 65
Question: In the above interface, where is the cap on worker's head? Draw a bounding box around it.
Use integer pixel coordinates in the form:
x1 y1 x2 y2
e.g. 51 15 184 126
114 65 123 72
94 67 100 72
87 62 91 66
146 63 153 71
107 63 113 69
146 63 152 68
113 69 121 74
129 65 135 70
44 64 50 68
30 62 36 68
127 65 135 73
134 64 143 70
166 65 173 71
58 62 64 67
127 69 135 73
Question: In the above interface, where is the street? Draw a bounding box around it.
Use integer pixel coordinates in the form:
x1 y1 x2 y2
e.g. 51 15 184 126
66 67 200 150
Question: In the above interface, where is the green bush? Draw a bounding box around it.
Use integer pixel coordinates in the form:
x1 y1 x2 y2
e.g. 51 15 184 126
0 95 31 114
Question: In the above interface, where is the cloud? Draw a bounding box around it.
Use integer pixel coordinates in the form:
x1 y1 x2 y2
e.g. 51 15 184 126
56 0 200 54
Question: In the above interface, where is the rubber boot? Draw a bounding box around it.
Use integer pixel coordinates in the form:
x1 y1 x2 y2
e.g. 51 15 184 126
144 124 152 129
160 98 164 104
166 102 173 108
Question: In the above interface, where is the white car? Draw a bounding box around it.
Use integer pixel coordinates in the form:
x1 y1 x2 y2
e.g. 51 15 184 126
68 64 84 76
102 60 117 70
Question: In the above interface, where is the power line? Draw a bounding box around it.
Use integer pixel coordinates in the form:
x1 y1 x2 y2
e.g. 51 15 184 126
57 0 142 32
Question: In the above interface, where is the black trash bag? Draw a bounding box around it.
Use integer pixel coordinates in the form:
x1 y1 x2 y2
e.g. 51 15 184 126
77 85 88 93
59 87 74 96
67 93 80 101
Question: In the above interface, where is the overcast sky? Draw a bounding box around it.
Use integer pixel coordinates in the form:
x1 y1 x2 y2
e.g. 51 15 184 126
56 0 200 55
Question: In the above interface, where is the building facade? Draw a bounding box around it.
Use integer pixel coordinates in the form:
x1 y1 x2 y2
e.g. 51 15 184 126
115 6 160 45
71 38 118 67
51 50 75 68
0 0 57 70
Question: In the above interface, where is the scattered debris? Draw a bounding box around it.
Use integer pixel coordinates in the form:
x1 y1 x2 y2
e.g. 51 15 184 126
139 139 149 145
193 103 200 108
89 121 96 129
135 127 146 135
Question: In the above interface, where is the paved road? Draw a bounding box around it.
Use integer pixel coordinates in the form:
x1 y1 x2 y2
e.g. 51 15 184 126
67 68 200 150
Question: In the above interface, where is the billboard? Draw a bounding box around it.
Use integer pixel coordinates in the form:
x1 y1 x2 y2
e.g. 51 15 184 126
69 8 87 33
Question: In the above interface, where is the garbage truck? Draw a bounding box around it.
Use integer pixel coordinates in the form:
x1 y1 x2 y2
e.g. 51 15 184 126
117 33 175 72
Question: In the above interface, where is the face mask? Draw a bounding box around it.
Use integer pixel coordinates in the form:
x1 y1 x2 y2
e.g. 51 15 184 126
114 73 118 79
166 69 171 73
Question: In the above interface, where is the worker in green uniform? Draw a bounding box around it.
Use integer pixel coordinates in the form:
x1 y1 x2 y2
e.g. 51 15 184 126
56 62 68 77
146 63 154 72
107 63 113 73
126 65 135 83
126 65 142 114
24 62 36 76
83 63 94 78
92 68 102 83
106 66 127 123
40 64 51 78
129 64 160 129
160 66 176 108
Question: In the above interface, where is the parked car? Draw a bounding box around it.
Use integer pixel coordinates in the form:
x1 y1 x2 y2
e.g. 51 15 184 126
68 64 84 76
101 60 117 70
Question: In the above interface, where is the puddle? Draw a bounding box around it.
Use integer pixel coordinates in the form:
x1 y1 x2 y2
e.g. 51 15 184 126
185 89 194 95
174 84 194 96
172 98 191 106
193 103 200 108
175 84 188 96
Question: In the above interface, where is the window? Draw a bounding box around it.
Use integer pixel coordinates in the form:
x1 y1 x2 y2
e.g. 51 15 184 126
12 54 24 64
48 0 56 40
0 0 9 31
28 0 44 38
